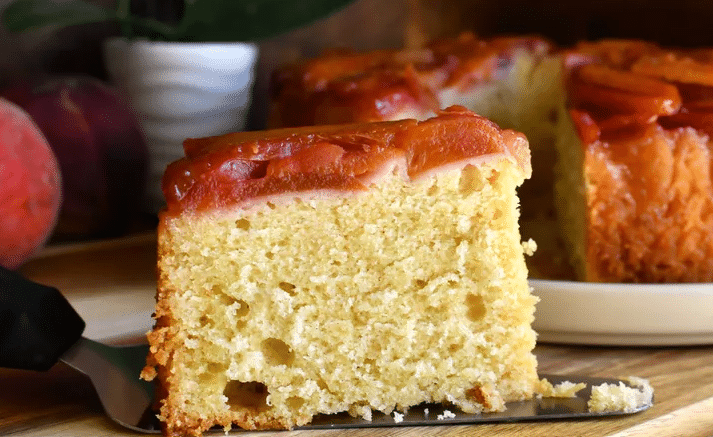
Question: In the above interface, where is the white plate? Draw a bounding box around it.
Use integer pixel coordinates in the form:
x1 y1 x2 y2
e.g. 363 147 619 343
530 279 713 346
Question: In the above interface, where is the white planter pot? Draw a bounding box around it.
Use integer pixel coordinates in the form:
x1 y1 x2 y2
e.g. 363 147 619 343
103 38 258 213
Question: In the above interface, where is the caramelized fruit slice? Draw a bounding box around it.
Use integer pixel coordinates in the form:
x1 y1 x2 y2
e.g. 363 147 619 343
570 109 601 144
299 50 397 91
596 113 658 133
573 39 658 68
660 111 713 137
680 100 713 111
400 107 520 177
569 64 682 117
632 51 713 87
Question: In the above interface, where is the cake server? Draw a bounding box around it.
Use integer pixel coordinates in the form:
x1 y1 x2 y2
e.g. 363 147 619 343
0 266 161 432
0 266 651 433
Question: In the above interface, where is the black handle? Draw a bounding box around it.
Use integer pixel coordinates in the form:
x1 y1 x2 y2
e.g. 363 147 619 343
0 266 85 371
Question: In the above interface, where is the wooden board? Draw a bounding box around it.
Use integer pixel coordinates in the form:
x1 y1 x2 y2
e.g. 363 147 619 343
2 234 713 437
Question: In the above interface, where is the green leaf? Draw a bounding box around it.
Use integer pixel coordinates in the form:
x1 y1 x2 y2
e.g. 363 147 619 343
1 0 113 33
133 0 357 42
2 0 358 42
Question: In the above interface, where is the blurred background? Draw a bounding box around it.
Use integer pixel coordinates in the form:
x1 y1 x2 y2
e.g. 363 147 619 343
1 0 713 253
4 0 713 130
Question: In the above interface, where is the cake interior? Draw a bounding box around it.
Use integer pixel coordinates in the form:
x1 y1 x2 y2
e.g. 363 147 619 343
152 159 538 433
439 50 570 278
553 105 588 281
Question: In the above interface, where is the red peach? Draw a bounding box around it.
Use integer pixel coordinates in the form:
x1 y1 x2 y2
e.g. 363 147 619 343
0 98 62 269
1 76 148 239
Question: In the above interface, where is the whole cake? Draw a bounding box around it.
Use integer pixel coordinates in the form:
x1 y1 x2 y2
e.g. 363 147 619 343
269 32 554 136
271 35 713 283
141 107 539 436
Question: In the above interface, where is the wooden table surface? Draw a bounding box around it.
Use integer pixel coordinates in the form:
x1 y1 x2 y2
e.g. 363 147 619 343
2 233 712 437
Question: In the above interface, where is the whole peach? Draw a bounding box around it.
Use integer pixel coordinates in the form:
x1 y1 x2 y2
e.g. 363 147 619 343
2 76 148 239
0 98 62 269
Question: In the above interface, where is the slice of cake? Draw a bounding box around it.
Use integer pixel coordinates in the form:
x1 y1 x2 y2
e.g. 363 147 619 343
141 106 539 436
269 32 568 279
556 40 713 282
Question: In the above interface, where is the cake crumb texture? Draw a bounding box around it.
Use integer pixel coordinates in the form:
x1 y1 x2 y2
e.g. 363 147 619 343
143 113 538 436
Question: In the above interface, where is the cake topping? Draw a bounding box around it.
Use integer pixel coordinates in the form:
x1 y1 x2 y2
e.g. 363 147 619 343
565 40 713 142
631 50 713 86
566 40 713 283
162 107 529 215
270 33 550 126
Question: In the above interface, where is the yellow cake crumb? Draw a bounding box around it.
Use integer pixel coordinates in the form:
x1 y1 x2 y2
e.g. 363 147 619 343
521 238 538 257
437 410 457 420
535 378 586 398
588 377 654 413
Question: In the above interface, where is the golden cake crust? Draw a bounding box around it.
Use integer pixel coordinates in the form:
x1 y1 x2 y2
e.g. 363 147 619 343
565 40 713 282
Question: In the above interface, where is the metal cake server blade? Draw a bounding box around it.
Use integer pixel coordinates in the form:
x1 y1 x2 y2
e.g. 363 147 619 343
59 338 161 432
0 266 162 433
304 374 652 430
1 267 651 433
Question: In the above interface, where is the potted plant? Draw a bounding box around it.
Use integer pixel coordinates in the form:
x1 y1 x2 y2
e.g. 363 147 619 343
2 0 355 212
